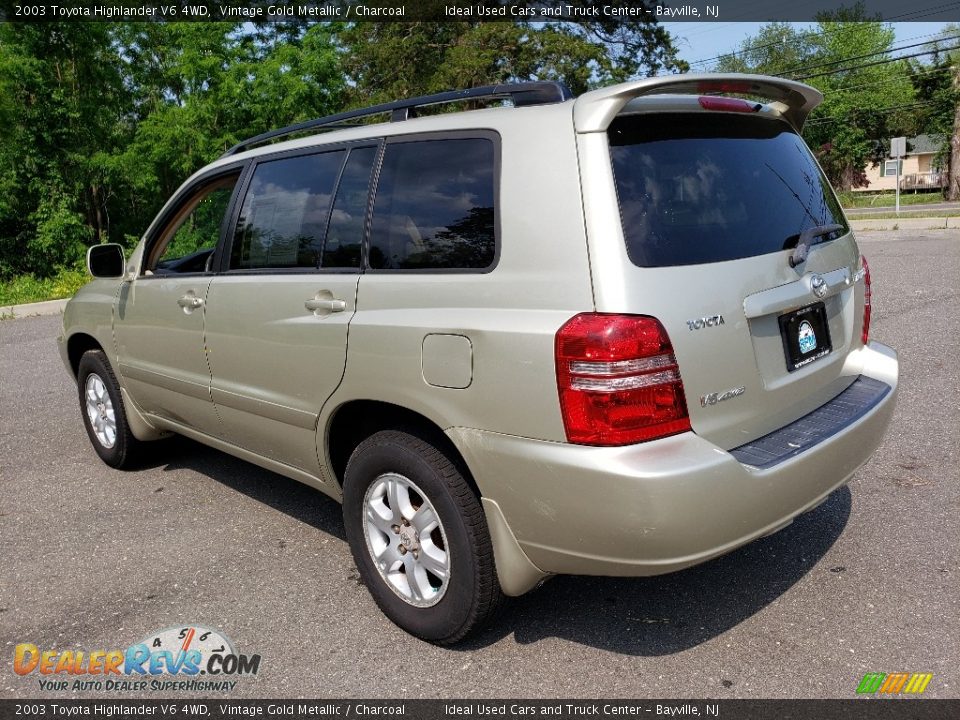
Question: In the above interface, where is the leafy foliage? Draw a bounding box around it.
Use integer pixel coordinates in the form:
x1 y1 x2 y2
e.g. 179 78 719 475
0 266 88 306
717 8 918 191
907 25 960 199
0 22 346 284
0 19 682 288
341 17 686 104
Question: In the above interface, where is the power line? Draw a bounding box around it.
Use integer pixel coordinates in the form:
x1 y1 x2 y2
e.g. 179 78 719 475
776 33 960 78
685 24 834 69
690 26 956 72
824 64 956 96
804 100 943 126
683 3 960 69
793 43 960 80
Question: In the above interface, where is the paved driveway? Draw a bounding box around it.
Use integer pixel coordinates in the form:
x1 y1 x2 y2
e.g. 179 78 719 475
1 229 957 699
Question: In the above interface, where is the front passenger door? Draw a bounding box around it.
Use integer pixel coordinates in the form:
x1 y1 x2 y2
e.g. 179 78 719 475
115 171 240 434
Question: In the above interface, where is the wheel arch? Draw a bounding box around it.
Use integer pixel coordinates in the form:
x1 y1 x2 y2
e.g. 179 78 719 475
323 399 549 597
325 400 479 497
66 332 106 378
68 331 169 443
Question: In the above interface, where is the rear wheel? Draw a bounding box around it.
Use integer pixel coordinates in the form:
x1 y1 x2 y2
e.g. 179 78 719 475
343 429 503 644
77 350 142 468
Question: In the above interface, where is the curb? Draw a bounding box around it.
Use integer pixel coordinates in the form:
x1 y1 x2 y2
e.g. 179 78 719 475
849 216 959 232
1 297 69 319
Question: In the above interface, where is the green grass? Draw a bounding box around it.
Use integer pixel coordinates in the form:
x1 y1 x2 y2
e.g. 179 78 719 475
0 267 88 306
840 191 947 209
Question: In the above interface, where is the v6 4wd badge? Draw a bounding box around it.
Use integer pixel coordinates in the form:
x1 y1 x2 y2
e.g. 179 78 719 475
700 385 746 407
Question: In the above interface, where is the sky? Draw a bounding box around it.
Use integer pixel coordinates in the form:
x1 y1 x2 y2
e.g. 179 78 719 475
666 21 953 70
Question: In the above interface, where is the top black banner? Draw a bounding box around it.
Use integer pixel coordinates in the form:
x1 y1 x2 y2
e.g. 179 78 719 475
2 0 959 23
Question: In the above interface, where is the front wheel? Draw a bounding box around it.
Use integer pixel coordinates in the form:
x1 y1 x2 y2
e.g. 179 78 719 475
342 430 503 644
77 349 142 468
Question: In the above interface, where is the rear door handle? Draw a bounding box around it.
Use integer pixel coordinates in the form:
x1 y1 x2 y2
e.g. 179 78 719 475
305 297 346 313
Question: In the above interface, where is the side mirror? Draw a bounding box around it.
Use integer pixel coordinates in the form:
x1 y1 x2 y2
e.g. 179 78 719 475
87 244 125 278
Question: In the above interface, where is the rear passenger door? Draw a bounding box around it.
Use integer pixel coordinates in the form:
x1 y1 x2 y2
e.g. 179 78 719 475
204 143 378 475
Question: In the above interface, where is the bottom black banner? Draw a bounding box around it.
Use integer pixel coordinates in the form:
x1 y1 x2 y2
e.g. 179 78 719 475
0 700 957 720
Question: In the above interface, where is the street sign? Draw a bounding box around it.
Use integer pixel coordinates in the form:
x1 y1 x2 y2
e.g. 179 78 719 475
891 136 906 157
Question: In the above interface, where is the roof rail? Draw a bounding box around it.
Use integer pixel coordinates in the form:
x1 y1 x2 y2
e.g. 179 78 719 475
221 81 573 158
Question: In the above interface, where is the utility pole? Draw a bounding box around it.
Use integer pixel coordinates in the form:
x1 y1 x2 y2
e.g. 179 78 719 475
892 137 905 216
950 64 960 201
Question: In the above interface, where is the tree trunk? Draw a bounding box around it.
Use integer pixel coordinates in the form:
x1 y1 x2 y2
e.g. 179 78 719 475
950 66 960 201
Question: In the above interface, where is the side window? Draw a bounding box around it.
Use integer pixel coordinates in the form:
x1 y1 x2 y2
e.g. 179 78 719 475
323 146 377 269
231 150 345 270
149 175 238 275
369 137 496 271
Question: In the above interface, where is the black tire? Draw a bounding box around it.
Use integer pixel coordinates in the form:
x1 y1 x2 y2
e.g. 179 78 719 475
77 349 142 469
343 429 503 644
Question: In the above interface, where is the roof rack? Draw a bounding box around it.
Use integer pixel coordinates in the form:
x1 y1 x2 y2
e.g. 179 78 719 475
221 81 573 158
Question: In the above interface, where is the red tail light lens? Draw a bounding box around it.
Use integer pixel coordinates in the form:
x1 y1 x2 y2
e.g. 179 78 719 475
555 313 691 446
861 255 872 345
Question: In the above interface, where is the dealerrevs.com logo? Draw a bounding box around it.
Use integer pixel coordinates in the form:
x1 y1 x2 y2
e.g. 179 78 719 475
13 625 261 693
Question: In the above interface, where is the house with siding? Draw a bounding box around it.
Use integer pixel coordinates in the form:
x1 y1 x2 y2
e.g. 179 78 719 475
857 134 946 192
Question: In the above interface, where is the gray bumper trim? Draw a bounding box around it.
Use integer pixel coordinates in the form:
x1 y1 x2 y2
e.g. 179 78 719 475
730 375 891 470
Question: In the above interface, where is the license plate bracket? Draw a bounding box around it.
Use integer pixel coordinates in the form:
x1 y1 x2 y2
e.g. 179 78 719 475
779 302 832 372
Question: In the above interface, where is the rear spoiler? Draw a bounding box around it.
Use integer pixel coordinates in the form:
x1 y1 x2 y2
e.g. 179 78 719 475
573 73 823 133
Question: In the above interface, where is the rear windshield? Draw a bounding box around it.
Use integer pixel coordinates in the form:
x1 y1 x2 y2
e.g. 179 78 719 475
609 113 848 267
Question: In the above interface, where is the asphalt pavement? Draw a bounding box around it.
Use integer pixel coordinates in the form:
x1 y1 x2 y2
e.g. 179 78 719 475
1 228 958 700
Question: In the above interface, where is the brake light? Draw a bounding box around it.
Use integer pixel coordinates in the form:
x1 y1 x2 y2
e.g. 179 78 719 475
861 255 872 345
555 313 691 446
698 96 761 113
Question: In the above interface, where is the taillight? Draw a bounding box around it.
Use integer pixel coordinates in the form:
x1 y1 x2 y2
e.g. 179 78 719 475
861 255 872 345
555 313 691 446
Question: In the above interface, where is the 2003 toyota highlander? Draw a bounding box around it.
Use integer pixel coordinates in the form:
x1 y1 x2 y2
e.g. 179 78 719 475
59 74 899 643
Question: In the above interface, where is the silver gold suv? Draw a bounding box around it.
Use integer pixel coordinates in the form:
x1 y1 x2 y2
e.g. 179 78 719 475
60 74 899 644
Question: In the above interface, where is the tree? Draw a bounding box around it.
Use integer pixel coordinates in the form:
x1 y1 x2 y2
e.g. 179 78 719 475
716 22 814 76
952 68 960 200
340 16 685 106
0 17 685 282
0 21 347 278
714 6 916 191
0 23 127 276
907 29 959 198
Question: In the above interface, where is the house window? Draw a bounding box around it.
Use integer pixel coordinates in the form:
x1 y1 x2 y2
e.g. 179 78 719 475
884 160 902 177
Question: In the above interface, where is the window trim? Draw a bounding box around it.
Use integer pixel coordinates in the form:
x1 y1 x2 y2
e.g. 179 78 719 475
363 129 502 275
217 139 382 276
139 163 247 279
883 159 902 177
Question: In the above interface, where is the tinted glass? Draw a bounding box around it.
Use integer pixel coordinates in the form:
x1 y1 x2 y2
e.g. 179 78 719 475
231 151 345 270
609 114 848 267
370 138 495 270
323 146 376 269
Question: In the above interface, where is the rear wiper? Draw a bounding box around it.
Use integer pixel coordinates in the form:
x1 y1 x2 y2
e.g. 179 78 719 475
788 224 844 268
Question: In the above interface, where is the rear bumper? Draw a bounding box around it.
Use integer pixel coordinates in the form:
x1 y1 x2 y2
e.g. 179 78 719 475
450 341 898 580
